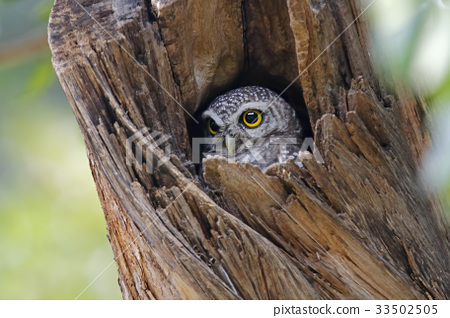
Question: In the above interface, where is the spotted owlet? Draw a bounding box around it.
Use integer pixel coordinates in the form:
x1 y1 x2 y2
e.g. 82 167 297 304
201 86 303 171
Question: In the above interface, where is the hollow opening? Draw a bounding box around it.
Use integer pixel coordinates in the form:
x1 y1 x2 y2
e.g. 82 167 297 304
188 75 313 175
190 73 312 137
186 0 313 175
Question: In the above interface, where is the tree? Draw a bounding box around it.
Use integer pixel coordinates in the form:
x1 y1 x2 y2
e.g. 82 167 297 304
49 0 449 299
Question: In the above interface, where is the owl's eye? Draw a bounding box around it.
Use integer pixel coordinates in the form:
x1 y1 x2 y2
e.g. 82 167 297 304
207 118 220 135
242 110 263 128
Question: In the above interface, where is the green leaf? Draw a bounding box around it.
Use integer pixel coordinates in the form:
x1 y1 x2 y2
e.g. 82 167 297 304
24 53 56 98
33 0 54 22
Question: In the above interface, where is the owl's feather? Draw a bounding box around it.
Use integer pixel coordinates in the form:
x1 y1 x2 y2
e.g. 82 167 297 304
201 86 303 171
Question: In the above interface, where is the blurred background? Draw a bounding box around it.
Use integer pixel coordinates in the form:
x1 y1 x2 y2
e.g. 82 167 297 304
0 0 448 300
367 0 450 211
0 0 121 299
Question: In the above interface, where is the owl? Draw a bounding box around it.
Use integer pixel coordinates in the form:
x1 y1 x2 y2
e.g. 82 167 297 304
201 86 303 171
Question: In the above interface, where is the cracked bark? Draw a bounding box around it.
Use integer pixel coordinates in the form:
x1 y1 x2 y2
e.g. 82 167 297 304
49 0 449 299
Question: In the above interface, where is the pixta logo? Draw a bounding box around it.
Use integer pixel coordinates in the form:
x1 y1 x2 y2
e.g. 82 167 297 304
126 128 172 173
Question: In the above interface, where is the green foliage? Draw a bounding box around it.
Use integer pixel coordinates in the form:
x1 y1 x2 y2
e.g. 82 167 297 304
429 72 450 107
24 53 56 99
33 0 54 22
368 0 450 214
0 0 121 300
370 0 450 90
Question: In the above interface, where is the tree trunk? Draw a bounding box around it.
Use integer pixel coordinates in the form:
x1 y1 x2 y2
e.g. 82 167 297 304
48 0 450 299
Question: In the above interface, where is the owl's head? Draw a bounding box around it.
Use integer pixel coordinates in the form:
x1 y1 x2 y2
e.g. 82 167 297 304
202 86 301 151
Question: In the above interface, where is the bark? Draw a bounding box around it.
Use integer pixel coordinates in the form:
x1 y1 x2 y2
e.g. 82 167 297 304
48 0 450 299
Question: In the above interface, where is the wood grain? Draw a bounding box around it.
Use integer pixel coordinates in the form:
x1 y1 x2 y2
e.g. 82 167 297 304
49 0 449 299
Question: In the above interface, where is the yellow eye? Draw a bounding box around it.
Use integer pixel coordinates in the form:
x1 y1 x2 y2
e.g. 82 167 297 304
242 110 263 128
208 118 220 135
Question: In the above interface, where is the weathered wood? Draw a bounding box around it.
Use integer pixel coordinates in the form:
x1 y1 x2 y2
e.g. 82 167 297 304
49 0 450 299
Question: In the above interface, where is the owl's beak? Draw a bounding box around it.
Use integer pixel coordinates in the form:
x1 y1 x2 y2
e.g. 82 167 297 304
224 135 236 156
